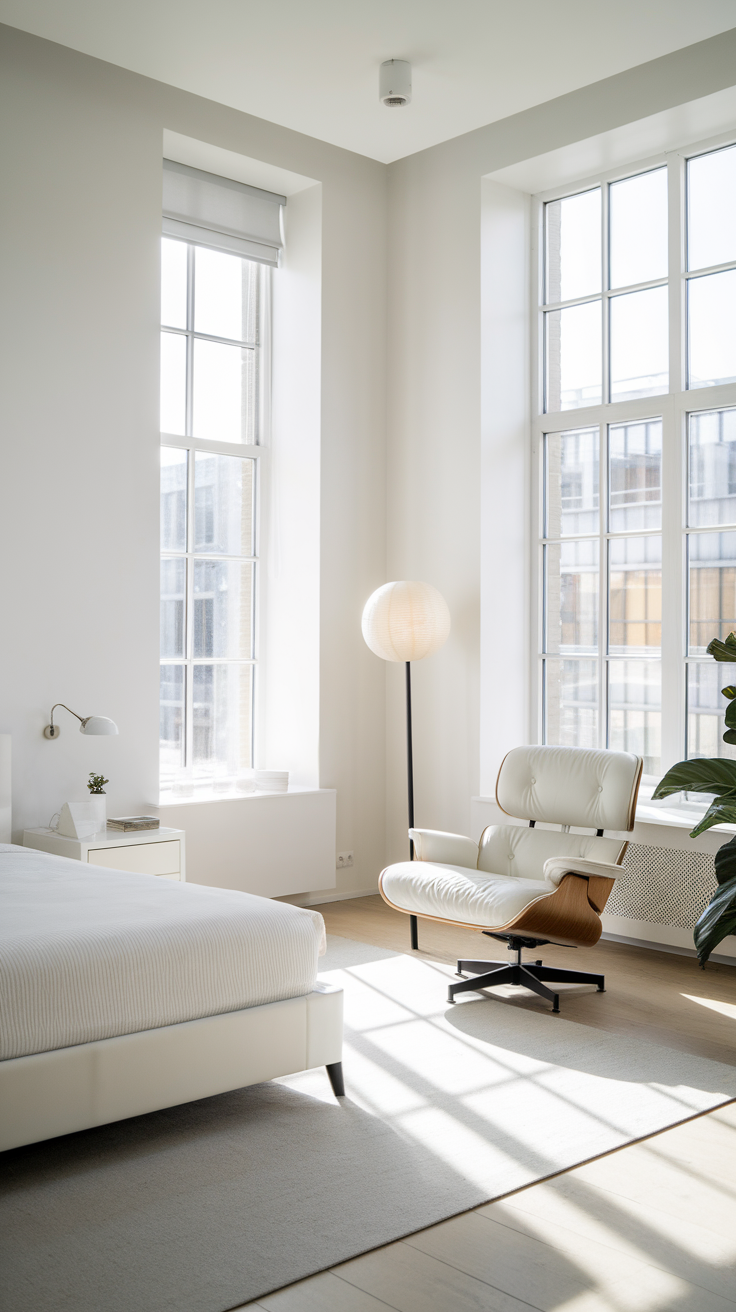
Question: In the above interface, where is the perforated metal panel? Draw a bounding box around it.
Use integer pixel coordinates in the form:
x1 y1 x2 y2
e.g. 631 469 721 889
607 843 716 929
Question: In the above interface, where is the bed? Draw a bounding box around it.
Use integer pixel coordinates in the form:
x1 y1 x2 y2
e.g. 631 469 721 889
0 843 343 1152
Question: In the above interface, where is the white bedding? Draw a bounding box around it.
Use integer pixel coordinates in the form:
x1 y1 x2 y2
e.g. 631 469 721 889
0 844 326 1061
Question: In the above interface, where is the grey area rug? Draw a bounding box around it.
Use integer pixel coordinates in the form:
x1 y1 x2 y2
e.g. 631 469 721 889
3 935 736 1312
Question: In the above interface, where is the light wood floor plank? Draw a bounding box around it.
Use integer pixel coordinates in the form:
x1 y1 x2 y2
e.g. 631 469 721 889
333 1241 544 1312
248 1268 402 1310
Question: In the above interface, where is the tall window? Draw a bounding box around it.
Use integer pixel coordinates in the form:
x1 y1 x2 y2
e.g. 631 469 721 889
160 240 266 789
538 140 736 778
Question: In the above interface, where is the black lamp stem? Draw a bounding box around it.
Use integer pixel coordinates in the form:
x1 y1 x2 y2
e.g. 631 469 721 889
405 661 415 853
406 661 419 951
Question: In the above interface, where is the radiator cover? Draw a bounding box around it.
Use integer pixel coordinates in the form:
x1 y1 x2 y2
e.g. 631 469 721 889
608 843 716 930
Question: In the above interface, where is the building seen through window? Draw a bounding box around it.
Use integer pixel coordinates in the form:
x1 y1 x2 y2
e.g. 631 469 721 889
540 142 736 775
159 240 262 790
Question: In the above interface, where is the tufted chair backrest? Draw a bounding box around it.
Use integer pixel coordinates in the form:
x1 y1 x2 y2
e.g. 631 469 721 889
495 745 642 832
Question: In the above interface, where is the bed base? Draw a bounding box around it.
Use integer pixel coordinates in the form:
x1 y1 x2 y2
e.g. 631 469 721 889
0 981 343 1152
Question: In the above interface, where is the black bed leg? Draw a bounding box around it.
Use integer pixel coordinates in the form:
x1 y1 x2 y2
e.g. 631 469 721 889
326 1061 345 1098
410 914 418 950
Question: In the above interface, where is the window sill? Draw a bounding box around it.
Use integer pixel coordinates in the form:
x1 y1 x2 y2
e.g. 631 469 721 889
471 794 736 838
154 785 332 807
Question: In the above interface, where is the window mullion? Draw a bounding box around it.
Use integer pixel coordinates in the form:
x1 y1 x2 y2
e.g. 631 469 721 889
599 422 608 749
185 245 195 441
660 393 684 772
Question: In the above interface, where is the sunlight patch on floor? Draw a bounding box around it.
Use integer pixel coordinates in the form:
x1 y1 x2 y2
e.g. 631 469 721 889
682 993 736 1021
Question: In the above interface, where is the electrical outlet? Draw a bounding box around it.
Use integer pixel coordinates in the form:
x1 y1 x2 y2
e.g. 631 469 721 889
336 851 354 869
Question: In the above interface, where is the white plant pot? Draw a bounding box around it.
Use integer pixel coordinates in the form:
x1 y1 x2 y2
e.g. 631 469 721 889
87 795 106 834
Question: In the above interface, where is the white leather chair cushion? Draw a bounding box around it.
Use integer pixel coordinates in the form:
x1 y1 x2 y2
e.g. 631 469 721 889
496 745 641 831
380 861 554 930
478 826 625 882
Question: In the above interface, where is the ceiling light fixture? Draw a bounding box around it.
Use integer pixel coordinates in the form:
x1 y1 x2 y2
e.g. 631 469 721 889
379 60 411 108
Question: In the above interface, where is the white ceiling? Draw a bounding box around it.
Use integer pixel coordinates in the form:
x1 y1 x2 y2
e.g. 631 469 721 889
2 0 736 164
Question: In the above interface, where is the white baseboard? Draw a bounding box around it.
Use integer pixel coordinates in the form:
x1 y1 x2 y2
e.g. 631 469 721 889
601 930 736 967
281 886 379 907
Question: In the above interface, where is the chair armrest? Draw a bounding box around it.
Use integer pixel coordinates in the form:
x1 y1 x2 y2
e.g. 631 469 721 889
543 856 622 889
409 829 479 868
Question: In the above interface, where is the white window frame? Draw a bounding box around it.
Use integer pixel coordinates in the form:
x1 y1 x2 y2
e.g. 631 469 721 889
531 129 736 782
160 245 271 786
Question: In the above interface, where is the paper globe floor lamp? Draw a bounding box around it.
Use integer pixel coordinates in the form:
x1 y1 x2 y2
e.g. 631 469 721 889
362 580 451 949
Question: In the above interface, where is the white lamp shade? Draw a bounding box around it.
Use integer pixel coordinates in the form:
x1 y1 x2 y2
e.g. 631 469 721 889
362 581 450 663
80 716 118 736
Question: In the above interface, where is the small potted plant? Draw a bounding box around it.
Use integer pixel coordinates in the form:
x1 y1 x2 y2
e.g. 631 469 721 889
87 772 109 835
652 633 736 965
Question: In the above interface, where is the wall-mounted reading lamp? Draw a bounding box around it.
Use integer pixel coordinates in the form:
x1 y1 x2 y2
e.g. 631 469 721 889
43 704 119 740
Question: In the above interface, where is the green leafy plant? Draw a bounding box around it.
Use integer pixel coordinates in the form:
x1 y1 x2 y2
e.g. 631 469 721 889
87 773 109 795
652 632 736 965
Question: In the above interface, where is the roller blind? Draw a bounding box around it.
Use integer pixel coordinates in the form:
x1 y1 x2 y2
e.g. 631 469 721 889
162 159 286 267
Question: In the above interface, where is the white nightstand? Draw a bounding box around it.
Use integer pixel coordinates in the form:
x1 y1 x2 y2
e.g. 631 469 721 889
23 826 186 881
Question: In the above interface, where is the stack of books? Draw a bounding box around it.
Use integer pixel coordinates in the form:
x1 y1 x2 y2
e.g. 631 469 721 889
107 816 160 832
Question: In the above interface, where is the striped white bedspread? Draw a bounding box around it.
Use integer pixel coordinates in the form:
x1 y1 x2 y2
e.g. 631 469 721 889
0 844 326 1061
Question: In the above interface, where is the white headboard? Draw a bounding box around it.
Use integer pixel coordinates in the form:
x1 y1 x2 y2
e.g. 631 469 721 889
0 735 10 843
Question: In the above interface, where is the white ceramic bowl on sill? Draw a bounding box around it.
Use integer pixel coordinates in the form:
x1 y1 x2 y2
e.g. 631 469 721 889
253 770 289 793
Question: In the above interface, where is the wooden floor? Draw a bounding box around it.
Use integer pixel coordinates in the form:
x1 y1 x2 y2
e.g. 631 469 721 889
242 897 736 1311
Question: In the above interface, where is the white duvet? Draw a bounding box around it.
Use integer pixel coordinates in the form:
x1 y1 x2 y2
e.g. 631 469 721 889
0 844 326 1061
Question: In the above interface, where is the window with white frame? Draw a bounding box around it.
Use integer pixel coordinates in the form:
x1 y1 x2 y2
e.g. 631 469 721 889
159 239 267 790
537 139 736 780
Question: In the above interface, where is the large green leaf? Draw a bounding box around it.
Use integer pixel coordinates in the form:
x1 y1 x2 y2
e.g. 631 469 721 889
652 757 736 799
725 699 736 729
689 795 736 837
707 634 736 661
694 874 736 964
714 834 736 885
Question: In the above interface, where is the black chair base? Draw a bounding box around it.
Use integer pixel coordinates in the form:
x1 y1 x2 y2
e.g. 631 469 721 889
447 936 605 1014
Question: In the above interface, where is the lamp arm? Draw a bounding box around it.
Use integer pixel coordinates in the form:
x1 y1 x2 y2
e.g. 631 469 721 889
50 703 85 728
44 703 86 739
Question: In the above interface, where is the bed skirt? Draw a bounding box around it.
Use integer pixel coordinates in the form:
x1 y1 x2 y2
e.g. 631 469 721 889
0 982 343 1152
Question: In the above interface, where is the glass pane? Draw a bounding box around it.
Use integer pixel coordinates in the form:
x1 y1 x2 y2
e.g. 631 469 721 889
608 659 661 775
160 664 185 780
161 238 187 329
687 662 736 760
545 539 599 654
689 408 736 528
545 428 598 538
160 331 186 435
545 301 602 412
688 144 736 272
161 447 187 552
545 189 601 303
610 285 668 402
194 452 254 555
192 339 255 443
194 247 256 343
544 658 598 748
160 557 186 658
609 168 667 289
689 530 736 653
688 270 736 390
193 560 253 658
609 536 662 655
609 419 662 533
192 663 253 778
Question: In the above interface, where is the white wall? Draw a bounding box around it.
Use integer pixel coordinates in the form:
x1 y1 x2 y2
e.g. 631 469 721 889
0 24 386 898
